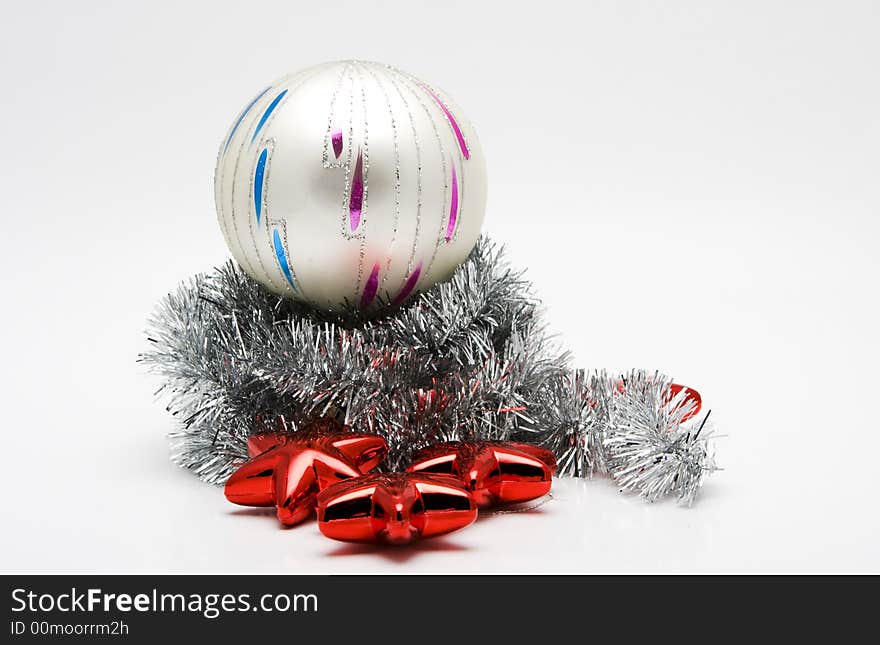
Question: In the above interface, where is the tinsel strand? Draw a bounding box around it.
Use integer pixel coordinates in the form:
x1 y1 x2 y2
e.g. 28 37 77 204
141 237 717 503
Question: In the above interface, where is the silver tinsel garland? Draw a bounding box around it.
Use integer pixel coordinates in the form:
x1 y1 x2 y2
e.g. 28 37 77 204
141 238 717 504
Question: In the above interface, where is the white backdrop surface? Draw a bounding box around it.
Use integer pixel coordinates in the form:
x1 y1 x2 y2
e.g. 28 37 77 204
1 0 877 573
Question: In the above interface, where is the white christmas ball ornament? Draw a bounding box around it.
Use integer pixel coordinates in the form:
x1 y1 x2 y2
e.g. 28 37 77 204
214 60 487 311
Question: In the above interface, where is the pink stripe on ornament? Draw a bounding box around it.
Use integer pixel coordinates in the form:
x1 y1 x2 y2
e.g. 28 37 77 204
423 86 470 160
445 163 458 242
349 148 364 230
361 262 380 308
392 262 423 306
332 130 343 159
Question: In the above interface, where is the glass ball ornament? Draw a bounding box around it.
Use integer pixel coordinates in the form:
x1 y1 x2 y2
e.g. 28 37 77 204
214 60 487 311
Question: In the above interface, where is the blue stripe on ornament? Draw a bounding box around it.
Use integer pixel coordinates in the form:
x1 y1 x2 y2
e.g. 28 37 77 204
250 89 288 144
223 86 271 153
273 228 297 290
254 147 268 225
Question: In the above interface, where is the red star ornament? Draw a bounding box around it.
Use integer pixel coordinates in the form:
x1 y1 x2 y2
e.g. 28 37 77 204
408 441 557 507
317 472 477 545
224 418 387 526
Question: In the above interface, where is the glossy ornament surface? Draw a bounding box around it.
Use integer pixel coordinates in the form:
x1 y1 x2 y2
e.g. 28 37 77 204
667 383 702 422
408 441 556 507
613 379 702 423
224 419 387 526
214 60 487 311
317 473 477 545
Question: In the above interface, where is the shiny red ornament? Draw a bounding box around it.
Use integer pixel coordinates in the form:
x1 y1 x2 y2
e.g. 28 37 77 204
408 441 556 507
666 383 702 422
316 472 477 545
224 418 387 526
613 379 702 422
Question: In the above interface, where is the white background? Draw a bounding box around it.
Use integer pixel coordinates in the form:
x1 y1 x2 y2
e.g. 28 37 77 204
1 0 877 573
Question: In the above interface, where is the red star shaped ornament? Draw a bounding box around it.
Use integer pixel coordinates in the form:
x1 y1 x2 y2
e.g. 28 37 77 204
224 419 388 526
408 441 557 507
317 472 477 545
